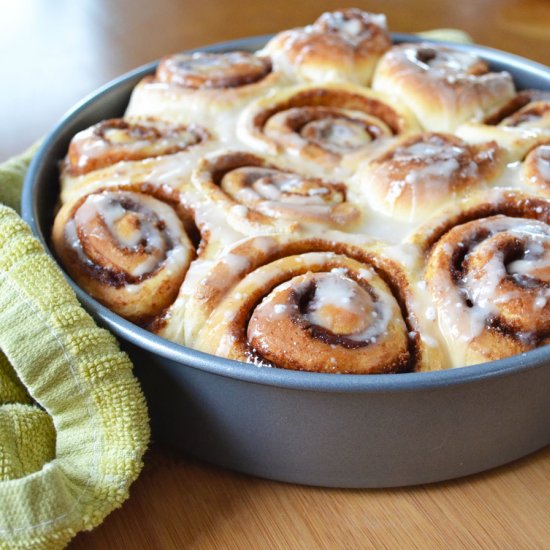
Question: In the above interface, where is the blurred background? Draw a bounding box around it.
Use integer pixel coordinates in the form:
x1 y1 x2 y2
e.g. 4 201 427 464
1 0 550 159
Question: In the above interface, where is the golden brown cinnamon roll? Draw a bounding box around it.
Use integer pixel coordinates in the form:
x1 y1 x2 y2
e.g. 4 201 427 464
125 51 285 139
372 43 515 132
65 117 210 177
159 235 442 373
156 51 272 89
413 190 550 366
522 143 550 195
238 83 419 176
260 9 391 85
60 117 215 204
188 150 361 234
52 184 198 326
355 133 505 222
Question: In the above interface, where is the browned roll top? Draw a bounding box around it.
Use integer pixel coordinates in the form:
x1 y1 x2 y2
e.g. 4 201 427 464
262 9 391 85
156 51 272 89
359 132 504 221
66 117 209 176
281 8 391 63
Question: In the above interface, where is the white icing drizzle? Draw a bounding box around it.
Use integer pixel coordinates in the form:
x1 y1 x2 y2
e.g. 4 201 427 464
316 11 387 46
221 253 251 273
431 217 550 352
304 272 394 341
71 119 204 171
71 191 189 278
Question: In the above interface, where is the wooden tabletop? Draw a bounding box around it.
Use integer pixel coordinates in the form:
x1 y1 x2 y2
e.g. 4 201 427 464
3 0 550 547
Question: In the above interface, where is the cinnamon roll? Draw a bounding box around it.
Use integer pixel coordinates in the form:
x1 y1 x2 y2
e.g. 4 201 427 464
355 133 505 222
456 90 550 160
125 51 285 139
372 43 515 132
60 118 214 204
261 9 391 85
522 144 550 195
159 235 441 373
237 83 419 176
65 117 210 177
415 190 550 366
52 184 198 326
188 150 361 234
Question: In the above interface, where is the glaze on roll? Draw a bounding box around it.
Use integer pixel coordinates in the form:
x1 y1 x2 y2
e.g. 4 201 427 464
372 42 515 132
415 190 550 366
356 133 504 221
188 150 361 234
52 184 198 326
261 9 391 85
156 52 272 89
65 118 210 176
159 235 440 373
54 8 550 372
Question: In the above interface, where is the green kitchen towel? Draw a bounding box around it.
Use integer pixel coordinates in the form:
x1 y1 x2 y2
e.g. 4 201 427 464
0 148 150 549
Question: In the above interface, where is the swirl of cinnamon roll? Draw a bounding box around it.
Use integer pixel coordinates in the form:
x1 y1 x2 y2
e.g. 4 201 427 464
189 151 361 234
523 144 550 195
260 9 391 85
52 184 198 326
456 90 550 160
125 51 284 137
356 133 504 222
372 43 515 133
238 83 419 174
486 90 550 129
160 235 440 373
156 51 272 89
415 190 550 366
65 117 210 176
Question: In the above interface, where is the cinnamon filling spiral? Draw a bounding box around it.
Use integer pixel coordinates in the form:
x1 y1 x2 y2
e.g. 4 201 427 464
193 152 360 230
53 188 195 324
246 267 407 373
501 102 550 129
188 238 418 374
265 107 388 156
156 52 272 89
523 144 550 195
484 90 550 129
360 133 503 221
67 118 209 176
426 215 550 363
243 87 408 165
409 46 489 78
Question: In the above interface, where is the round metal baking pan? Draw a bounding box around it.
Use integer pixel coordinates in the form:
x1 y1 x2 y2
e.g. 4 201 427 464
22 34 550 488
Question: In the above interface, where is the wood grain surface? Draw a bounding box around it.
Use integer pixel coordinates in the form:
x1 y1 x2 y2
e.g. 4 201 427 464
3 1 550 548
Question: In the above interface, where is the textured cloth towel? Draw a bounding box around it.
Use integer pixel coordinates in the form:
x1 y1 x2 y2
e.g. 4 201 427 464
0 148 150 549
